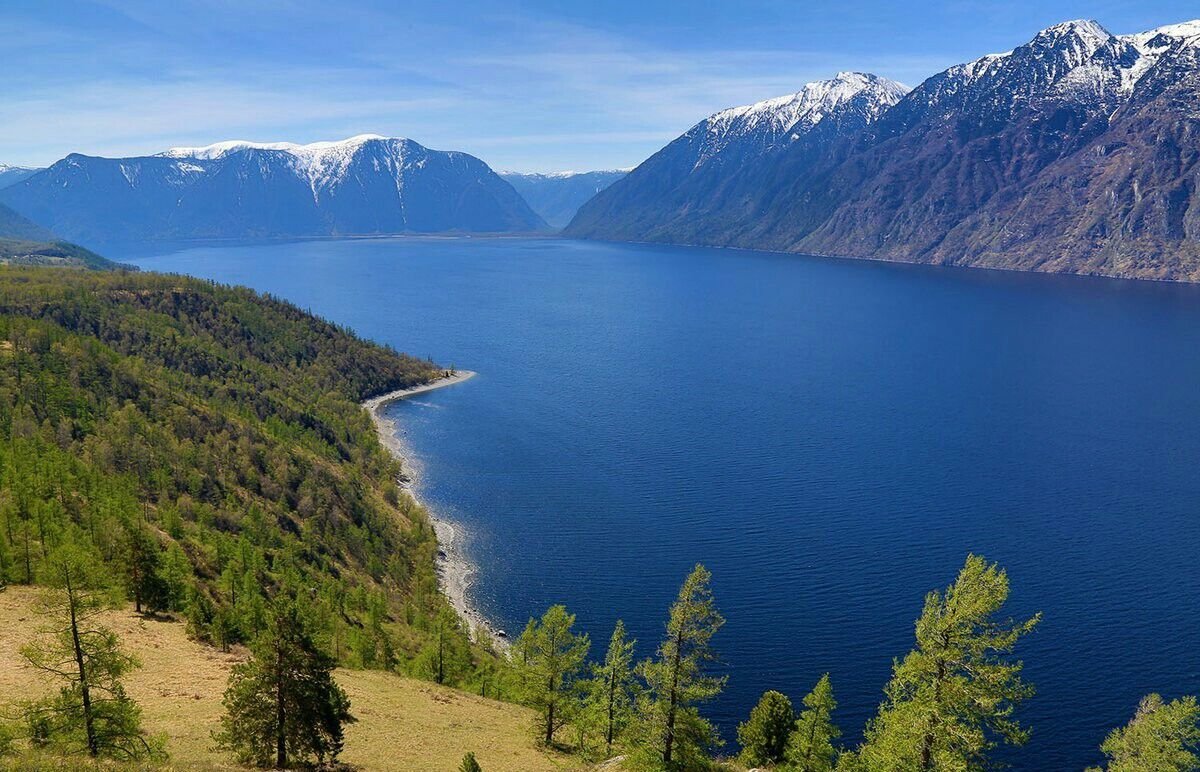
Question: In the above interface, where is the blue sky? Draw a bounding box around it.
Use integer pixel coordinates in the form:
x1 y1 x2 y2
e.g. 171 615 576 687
2 0 1196 172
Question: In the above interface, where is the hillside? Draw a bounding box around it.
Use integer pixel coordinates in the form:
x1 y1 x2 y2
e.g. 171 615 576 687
567 19 1200 282
0 238 130 270
0 136 548 245
0 587 572 771
0 202 53 242
0 267 476 679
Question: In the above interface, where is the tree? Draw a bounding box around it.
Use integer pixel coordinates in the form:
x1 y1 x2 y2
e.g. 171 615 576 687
417 604 471 686
637 563 726 769
215 596 354 768
851 555 1040 771
786 674 839 772
583 619 639 757
515 604 590 747
119 517 169 615
738 690 795 767
20 541 160 760
1088 694 1200 771
459 751 483 772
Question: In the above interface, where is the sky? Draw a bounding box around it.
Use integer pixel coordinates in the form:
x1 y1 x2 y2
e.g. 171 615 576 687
2 0 1197 173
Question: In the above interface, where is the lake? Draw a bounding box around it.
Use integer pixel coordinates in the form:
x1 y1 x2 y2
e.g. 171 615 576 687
131 237 1200 769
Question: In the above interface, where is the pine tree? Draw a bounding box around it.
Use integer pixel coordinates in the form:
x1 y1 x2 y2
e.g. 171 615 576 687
120 518 169 615
419 604 471 685
637 563 726 769
583 619 639 757
1088 694 1200 771
851 555 1040 771
215 596 354 768
459 750 483 771
20 541 161 760
786 674 839 772
737 690 795 767
515 604 590 747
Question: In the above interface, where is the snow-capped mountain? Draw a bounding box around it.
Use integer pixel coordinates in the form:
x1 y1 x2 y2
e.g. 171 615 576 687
567 72 907 242
568 19 1200 281
500 170 627 228
0 165 41 190
0 135 546 244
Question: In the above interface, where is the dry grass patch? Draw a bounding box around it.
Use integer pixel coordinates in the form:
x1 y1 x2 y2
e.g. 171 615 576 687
0 587 575 771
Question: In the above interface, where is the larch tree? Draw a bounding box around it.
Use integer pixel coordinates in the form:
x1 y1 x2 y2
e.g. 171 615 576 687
516 604 590 747
584 619 639 757
849 554 1040 771
215 596 354 768
637 563 726 770
1087 694 1200 772
786 673 840 772
20 541 161 760
737 690 796 767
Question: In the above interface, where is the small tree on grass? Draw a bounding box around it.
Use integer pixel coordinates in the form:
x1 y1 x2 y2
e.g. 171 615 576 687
215 595 354 768
1087 694 1200 771
582 619 639 757
636 563 726 770
738 690 795 767
515 604 590 747
786 674 840 772
20 541 162 760
459 750 483 771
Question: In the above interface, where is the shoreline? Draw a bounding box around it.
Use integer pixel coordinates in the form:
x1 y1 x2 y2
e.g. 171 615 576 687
363 370 508 650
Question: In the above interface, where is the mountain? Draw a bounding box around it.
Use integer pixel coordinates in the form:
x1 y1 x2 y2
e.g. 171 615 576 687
500 170 627 228
0 165 41 189
566 72 908 243
567 20 1200 281
0 201 54 241
0 135 547 244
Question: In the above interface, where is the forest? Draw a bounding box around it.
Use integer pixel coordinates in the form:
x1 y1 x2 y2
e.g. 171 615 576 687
0 265 1195 771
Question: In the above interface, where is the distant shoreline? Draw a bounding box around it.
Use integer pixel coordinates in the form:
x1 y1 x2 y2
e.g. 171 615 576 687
363 370 508 650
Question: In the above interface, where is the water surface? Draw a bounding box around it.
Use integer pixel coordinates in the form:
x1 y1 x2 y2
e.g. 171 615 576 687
132 237 1200 769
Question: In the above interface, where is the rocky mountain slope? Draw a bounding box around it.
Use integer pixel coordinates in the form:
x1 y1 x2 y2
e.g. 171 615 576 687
1 135 547 244
0 165 41 189
567 20 1200 281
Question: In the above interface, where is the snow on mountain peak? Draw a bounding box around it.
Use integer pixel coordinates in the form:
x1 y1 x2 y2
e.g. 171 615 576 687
705 72 908 138
161 134 397 161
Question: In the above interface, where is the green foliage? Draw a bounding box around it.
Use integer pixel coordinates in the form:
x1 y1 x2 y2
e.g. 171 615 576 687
786 674 839 772
635 563 726 770
850 554 1040 771
737 690 795 767
412 604 473 686
0 239 131 270
1088 694 1200 772
459 750 483 772
215 596 355 768
515 604 591 747
19 541 162 760
0 266 461 665
580 619 639 757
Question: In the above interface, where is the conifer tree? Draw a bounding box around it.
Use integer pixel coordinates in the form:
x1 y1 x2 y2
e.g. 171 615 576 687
215 596 354 768
459 750 483 772
850 555 1040 771
737 690 795 767
121 518 168 614
786 674 840 772
1087 694 1200 772
515 604 590 747
637 563 726 769
20 541 161 760
583 619 639 757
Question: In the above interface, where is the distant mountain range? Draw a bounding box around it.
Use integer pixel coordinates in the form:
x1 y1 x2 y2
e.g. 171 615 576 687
0 165 41 190
567 20 1200 282
500 170 627 228
1 135 547 244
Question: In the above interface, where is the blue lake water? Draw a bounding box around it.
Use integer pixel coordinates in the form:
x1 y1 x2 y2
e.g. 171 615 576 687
131 237 1200 769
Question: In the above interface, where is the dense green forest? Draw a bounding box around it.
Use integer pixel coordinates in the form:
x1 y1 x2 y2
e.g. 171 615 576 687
0 266 477 670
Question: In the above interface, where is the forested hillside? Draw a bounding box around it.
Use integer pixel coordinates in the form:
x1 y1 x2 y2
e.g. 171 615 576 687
0 267 465 667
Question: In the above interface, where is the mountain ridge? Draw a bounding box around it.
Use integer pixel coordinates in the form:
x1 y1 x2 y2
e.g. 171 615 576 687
566 18 1200 281
1 135 547 244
